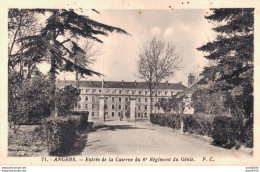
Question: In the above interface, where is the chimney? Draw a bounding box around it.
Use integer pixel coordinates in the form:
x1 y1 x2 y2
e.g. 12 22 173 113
188 73 195 87
122 80 124 86
134 80 137 86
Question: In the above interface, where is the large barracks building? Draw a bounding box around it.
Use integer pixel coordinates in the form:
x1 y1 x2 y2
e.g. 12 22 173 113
58 80 187 120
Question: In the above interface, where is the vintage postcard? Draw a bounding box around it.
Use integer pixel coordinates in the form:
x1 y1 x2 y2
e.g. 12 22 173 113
0 0 260 166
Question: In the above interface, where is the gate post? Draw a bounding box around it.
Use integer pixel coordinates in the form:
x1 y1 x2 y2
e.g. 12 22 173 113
129 96 136 122
99 95 105 120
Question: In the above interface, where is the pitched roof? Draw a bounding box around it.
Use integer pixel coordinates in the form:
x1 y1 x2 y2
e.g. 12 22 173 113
57 80 187 90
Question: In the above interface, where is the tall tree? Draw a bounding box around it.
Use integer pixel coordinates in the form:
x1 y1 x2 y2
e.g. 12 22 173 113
137 37 182 114
8 9 41 79
197 8 254 119
17 9 129 117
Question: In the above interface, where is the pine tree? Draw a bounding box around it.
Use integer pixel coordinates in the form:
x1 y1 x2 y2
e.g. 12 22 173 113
18 9 129 116
197 8 254 118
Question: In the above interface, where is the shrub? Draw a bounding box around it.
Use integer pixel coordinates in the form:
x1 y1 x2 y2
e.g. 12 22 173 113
150 113 214 136
71 111 89 130
212 116 243 148
46 116 80 156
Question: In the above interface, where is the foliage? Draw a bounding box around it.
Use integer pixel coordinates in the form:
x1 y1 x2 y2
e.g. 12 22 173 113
56 85 80 115
155 96 181 113
46 116 80 156
150 113 214 136
18 9 129 80
192 88 226 115
9 71 81 125
212 116 243 149
197 8 254 119
9 72 53 125
71 111 89 130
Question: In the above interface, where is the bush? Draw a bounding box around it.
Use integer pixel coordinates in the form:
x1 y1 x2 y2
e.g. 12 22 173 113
71 111 89 130
150 113 213 135
46 116 80 156
212 116 243 148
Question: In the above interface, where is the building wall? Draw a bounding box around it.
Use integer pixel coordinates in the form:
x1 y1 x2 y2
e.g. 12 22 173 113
76 87 183 119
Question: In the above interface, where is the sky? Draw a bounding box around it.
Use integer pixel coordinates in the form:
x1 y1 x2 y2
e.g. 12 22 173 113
39 9 215 86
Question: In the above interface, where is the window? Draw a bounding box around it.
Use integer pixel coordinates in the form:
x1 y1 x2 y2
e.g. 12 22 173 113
151 91 154 95
85 96 88 101
99 89 102 93
112 112 114 117
119 90 122 94
139 90 142 95
112 97 115 102
112 104 115 110
119 105 121 109
132 90 135 95
145 91 148 95
145 98 147 102
152 98 154 102
125 97 128 101
86 89 90 93
118 112 120 117
144 113 147 118
79 97 81 101
92 104 94 109
138 105 141 110
125 105 127 110
92 112 94 116
105 97 108 101
92 89 95 93
92 96 94 101
158 91 161 95
171 91 175 95
138 97 141 102
119 97 121 102
78 104 81 109
85 104 88 109
165 91 168 95
145 105 147 110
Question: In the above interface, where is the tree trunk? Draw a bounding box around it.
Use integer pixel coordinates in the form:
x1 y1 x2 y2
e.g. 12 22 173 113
50 57 58 118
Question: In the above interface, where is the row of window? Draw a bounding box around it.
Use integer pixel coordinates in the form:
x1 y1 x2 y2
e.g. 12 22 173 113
78 104 148 111
80 96 162 103
89 111 148 118
82 88 178 96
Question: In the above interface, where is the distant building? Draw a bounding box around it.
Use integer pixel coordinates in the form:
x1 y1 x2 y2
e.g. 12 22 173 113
58 80 186 119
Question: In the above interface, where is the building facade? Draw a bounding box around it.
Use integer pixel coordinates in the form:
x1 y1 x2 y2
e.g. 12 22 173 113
58 80 186 120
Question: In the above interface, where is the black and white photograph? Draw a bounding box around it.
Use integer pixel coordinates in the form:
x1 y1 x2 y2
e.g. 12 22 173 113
1 0 259 167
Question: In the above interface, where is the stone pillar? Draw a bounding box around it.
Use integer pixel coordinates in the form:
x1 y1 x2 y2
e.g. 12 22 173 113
99 95 105 119
129 96 136 122
180 120 184 134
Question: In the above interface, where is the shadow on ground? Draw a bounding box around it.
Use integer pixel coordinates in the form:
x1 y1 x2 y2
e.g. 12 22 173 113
91 124 154 132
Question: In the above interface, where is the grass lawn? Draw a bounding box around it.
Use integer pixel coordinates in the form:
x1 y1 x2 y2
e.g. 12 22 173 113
8 125 48 157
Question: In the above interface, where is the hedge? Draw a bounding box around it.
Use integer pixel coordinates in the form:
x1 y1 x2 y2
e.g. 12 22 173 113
46 115 83 156
212 116 243 148
150 113 253 149
71 111 89 130
150 113 214 136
